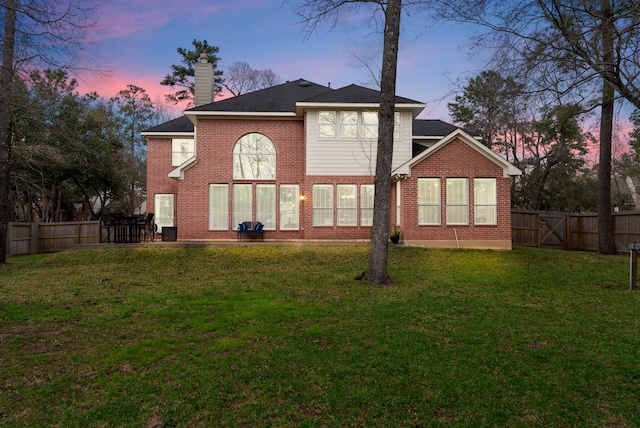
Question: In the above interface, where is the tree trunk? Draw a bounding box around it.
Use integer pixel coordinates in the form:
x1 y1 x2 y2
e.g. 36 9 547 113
0 0 16 264
368 0 401 286
597 0 617 255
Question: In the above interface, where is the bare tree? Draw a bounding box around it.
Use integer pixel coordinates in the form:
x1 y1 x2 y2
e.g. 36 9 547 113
295 0 402 285
0 0 96 263
223 61 281 96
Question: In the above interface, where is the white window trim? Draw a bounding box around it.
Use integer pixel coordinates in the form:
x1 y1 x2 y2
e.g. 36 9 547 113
446 178 469 225
417 178 441 225
208 184 229 230
312 184 334 226
474 178 498 225
317 111 401 140
280 184 300 230
360 184 374 227
337 184 358 226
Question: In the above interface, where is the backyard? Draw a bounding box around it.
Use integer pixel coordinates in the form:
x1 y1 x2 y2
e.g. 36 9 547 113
0 245 638 427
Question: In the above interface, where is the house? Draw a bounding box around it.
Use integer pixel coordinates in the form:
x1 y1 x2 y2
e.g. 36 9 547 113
143 56 521 249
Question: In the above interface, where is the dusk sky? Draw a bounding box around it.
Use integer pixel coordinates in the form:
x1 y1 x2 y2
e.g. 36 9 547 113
79 0 490 121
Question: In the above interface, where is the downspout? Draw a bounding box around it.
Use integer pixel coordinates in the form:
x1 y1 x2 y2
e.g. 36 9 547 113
454 228 460 248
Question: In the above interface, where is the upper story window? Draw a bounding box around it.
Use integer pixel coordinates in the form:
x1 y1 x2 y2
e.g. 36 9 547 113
233 133 276 180
362 112 378 139
340 112 358 138
319 111 336 138
172 138 194 166
319 111 401 139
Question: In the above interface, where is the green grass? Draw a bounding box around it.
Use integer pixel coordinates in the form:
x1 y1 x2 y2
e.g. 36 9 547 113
1 246 639 427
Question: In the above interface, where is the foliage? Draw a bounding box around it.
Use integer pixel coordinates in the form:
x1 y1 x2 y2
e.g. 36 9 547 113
10 70 167 221
160 39 224 105
448 70 525 149
12 70 126 221
0 246 638 426
451 70 596 212
0 0 96 263
110 85 156 215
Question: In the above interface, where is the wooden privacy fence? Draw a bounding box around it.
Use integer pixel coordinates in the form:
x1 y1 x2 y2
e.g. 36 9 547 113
7 221 100 256
512 210 640 253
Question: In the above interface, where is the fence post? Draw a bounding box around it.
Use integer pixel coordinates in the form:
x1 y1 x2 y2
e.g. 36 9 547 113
565 214 570 250
30 223 39 254
6 222 12 257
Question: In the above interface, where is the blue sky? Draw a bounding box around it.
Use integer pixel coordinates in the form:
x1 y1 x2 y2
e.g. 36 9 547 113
79 0 490 121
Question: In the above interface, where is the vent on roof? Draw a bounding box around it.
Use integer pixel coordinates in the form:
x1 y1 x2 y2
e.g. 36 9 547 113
299 80 311 87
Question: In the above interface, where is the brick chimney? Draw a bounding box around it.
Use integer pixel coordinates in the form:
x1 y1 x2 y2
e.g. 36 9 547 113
194 53 214 107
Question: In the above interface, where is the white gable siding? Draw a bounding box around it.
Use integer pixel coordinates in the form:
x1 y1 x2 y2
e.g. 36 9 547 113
306 110 412 176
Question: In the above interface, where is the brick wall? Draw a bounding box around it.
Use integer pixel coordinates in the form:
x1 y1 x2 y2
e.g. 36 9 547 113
146 137 179 218
146 121 513 247
401 138 512 243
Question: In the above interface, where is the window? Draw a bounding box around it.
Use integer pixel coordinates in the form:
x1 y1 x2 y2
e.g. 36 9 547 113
474 178 497 225
418 178 440 225
360 184 374 226
280 185 299 230
337 184 357 226
446 178 469 225
319 111 336 138
233 133 276 179
73 203 84 213
256 184 276 230
209 184 228 230
340 112 358 138
362 112 378 139
313 185 333 226
154 194 174 232
232 184 252 229
172 138 194 166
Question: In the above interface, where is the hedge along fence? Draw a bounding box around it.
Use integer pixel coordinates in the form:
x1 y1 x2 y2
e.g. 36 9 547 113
512 210 640 253
7 221 100 256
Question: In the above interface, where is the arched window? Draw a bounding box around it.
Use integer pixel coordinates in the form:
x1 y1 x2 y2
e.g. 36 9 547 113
233 133 276 180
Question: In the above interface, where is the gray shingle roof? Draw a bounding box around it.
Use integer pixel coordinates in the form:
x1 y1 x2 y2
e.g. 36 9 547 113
143 116 194 133
144 80 434 134
412 119 459 137
304 84 422 105
187 79 333 113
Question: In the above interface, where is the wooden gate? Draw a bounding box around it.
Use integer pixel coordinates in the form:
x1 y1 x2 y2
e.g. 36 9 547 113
539 212 567 249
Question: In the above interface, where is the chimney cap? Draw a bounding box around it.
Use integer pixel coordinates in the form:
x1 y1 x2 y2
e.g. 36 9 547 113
200 52 208 63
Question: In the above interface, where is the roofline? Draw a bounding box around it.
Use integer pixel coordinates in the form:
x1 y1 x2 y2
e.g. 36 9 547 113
295 102 425 118
394 129 522 178
184 111 299 124
141 131 194 138
412 135 447 140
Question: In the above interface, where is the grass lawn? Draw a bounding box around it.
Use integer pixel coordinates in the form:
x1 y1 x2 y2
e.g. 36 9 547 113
1 245 639 427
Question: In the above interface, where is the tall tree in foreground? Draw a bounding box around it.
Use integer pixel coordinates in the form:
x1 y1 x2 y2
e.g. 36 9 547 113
296 0 402 285
0 0 17 264
0 0 95 264
368 0 402 286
